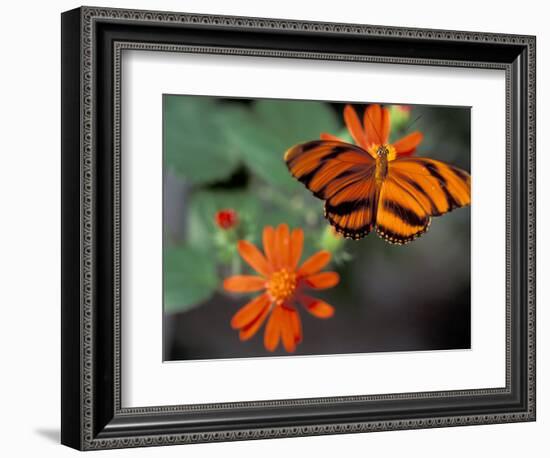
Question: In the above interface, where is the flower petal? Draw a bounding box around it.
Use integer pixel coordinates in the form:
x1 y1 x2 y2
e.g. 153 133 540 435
288 228 304 271
289 308 302 343
303 271 340 290
363 104 391 146
299 295 335 318
238 240 271 277
223 275 266 293
297 250 331 277
262 225 277 266
380 106 391 144
320 132 344 141
281 308 297 352
393 131 423 156
343 105 368 149
231 293 271 329
264 306 283 351
239 302 271 341
275 223 290 269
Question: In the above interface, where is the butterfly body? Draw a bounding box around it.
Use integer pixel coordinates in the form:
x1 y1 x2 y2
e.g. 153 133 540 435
375 145 390 183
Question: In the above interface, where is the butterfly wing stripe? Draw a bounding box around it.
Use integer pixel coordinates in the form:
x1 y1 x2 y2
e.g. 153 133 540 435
326 198 373 216
411 158 471 200
285 144 343 179
423 161 468 209
414 174 455 213
326 175 377 206
391 157 471 216
449 164 471 184
287 145 351 178
285 140 375 201
293 162 372 199
285 141 373 170
324 177 379 240
444 165 471 202
391 171 440 215
382 199 427 227
303 168 370 200
325 207 375 240
321 166 375 200
284 139 324 161
375 177 431 245
308 160 368 193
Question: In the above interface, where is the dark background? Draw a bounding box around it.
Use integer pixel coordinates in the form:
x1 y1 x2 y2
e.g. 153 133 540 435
163 96 471 360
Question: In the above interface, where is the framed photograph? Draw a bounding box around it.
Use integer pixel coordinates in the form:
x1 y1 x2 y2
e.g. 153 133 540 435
61 6 536 450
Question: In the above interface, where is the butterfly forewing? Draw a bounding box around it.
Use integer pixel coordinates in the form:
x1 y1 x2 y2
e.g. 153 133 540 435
285 140 375 198
285 140 377 239
390 157 471 215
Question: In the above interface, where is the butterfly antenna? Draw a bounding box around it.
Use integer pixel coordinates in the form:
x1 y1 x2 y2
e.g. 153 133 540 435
403 114 423 133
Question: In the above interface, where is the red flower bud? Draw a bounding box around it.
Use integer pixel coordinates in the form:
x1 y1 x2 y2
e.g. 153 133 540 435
215 209 238 230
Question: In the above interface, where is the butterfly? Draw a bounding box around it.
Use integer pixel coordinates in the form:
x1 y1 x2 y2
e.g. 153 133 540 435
284 104 471 244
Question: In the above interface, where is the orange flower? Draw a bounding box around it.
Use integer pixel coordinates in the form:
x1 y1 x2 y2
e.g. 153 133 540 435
321 104 423 160
223 224 339 353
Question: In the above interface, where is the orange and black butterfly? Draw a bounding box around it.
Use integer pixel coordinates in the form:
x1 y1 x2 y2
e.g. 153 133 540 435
284 104 471 244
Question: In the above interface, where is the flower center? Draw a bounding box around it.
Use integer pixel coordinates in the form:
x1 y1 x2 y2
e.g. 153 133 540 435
267 269 297 304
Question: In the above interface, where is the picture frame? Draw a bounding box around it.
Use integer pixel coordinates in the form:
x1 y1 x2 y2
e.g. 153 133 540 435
61 5 536 450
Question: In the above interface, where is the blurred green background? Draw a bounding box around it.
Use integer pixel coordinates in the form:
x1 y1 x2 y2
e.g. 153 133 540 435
163 95 471 360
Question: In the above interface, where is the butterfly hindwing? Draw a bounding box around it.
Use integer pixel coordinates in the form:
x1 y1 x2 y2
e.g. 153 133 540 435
376 176 431 245
324 168 379 239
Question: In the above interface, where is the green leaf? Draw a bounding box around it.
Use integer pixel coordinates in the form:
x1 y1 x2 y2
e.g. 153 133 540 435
254 99 340 145
164 96 239 184
222 114 298 189
219 101 341 189
164 245 218 314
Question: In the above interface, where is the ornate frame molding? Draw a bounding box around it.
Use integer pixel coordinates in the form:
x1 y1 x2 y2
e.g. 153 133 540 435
61 6 536 450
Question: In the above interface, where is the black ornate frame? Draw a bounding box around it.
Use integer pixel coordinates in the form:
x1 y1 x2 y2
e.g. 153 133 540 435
61 6 536 450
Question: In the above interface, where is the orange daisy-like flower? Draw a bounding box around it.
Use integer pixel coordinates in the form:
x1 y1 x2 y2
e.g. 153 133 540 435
321 104 423 160
223 224 340 353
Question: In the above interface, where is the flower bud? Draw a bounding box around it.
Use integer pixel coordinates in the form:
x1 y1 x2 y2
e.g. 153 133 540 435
215 209 238 230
